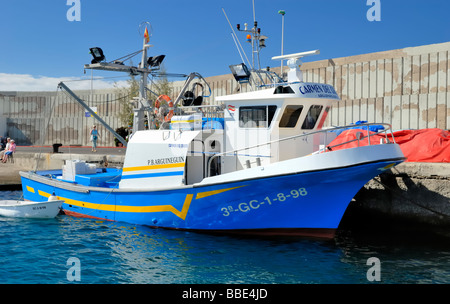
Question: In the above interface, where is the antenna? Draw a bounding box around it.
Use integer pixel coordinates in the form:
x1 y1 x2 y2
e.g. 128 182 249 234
271 50 320 61
252 0 256 23
224 1 279 89
272 50 320 83
222 8 252 68
234 14 268 70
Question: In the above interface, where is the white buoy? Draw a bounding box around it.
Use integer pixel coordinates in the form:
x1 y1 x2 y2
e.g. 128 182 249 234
48 192 58 201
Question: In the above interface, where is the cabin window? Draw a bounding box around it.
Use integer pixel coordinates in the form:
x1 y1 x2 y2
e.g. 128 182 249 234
301 105 323 129
239 106 277 128
274 86 295 94
279 105 304 128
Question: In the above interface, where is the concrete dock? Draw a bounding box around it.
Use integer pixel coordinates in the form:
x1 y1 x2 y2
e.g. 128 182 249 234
1 145 449 236
0 162 26 186
349 162 450 237
0 145 125 188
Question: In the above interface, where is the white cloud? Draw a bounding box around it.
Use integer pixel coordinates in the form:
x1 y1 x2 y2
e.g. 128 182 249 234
0 73 129 92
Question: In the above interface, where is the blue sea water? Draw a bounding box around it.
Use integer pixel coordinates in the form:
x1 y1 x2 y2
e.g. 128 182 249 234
1 190 450 285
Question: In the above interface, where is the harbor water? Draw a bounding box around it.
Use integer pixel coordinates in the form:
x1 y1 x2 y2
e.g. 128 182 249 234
1 190 449 285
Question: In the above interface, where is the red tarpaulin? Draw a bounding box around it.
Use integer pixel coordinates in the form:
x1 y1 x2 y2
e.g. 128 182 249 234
328 128 450 162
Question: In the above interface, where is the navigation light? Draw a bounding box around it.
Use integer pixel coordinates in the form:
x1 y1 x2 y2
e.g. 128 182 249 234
89 47 105 64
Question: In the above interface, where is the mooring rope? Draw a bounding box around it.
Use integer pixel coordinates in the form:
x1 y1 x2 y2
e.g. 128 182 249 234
372 176 450 219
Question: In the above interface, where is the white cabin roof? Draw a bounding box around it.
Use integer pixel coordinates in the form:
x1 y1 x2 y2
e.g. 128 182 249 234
216 82 340 102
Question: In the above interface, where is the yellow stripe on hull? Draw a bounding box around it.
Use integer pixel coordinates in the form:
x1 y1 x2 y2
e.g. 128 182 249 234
36 185 247 220
123 162 185 173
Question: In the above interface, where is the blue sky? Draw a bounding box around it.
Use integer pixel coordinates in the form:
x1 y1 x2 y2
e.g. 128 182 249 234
0 0 449 91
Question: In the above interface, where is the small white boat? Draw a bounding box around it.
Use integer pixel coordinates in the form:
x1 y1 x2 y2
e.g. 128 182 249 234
0 199 64 218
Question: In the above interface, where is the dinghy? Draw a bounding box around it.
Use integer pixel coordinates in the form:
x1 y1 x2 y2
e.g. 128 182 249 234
0 199 63 218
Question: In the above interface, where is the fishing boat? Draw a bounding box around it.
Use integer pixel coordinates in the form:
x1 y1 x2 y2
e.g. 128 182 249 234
0 199 63 218
19 20 405 239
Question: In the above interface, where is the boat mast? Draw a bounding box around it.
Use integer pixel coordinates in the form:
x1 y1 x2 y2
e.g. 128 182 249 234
133 36 151 133
82 25 154 135
70 23 209 139
230 0 271 88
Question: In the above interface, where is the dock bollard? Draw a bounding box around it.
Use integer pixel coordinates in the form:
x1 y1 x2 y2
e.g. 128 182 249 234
52 143 63 153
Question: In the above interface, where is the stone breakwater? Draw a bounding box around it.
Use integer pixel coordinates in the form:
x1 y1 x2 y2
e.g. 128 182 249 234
350 162 450 233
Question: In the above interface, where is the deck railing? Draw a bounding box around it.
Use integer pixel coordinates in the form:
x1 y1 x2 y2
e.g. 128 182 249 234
175 104 225 119
206 122 397 177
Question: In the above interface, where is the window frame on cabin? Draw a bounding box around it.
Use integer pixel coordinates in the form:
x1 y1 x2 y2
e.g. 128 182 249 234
278 105 304 128
239 105 277 128
301 105 324 130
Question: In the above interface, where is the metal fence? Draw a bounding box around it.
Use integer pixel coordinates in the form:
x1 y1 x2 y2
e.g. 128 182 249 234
0 90 125 146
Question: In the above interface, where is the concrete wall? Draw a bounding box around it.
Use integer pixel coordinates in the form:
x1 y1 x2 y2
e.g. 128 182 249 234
302 41 450 130
0 115 6 138
1 41 449 146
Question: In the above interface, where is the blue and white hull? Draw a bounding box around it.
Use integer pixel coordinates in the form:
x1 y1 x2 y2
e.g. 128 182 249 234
18 25 407 239
20 144 404 239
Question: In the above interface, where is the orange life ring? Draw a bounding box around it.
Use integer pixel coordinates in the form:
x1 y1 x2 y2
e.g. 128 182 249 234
154 99 160 115
154 95 174 122
165 100 174 122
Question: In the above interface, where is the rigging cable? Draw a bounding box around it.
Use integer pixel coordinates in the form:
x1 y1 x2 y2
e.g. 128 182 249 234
222 8 252 69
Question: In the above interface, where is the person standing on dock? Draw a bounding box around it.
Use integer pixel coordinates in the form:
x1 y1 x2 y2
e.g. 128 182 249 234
90 125 100 152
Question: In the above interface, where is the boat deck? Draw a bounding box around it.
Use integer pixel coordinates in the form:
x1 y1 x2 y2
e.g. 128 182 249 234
37 168 122 189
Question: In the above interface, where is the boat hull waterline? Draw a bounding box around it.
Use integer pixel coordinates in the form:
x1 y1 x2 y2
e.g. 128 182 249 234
20 159 402 238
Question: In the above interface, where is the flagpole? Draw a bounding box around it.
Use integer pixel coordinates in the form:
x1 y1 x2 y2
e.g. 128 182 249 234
132 26 151 134
140 27 150 100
